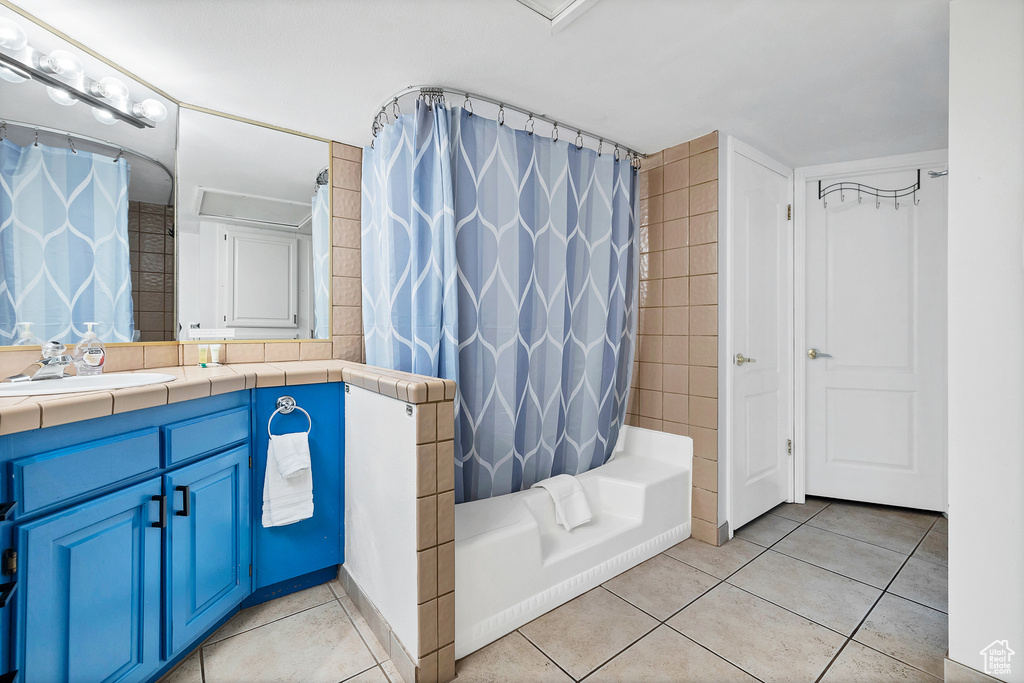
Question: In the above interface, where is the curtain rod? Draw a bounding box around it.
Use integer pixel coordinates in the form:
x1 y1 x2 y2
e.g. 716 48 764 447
375 86 647 159
0 118 174 204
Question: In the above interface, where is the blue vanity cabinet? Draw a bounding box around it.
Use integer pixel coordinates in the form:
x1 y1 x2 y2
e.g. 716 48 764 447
164 445 251 655
14 478 164 683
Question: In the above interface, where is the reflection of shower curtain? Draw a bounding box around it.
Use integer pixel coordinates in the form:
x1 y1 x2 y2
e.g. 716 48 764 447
311 185 330 339
0 139 133 343
362 101 637 504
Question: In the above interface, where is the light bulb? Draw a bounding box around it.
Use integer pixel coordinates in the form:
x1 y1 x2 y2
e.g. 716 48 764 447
96 76 128 103
0 64 28 83
132 98 167 122
0 18 27 52
39 49 83 80
46 86 77 106
92 107 118 125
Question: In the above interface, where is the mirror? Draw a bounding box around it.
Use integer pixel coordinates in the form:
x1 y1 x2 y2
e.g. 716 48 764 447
175 109 331 341
0 4 178 344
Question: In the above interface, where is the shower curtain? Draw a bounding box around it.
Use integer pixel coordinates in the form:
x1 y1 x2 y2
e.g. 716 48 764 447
311 184 330 340
0 139 134 344
363 101 637 504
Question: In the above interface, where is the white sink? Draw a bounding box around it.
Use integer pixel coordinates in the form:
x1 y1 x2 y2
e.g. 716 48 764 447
0 373 176 397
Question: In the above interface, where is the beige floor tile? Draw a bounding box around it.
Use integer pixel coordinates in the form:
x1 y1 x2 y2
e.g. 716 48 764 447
734 513 800 547
932 515 948 534
774 525 906 588
209 584 335 643
380 659 404 683
203 601 375 683
329 576 348 599
455 632 572 683
159 649 202 683
770 497 830 523
854 593 948 679
913 530 948 567
728 550 882 635
668 583 845 683
808 505 927 554
889 557 948 613
519 588 657 679
339 595 390 662
828 501 939 530
821 641 941 682
345 666 390 683
603 553 718 620
587 625 758 683
664 537 764 579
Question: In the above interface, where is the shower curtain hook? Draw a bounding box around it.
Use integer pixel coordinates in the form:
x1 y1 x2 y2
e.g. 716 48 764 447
597 139 603 156
392 98 401 119
895 195 899 210
875 196 880 209
525 113 534 135
575 131 584 150
858 187 862 203
498 104 505 126
0 122 6 141
34 129 39 147
614 144 620 161
114 149 124 162
464 93 473 116
67 135 76 154
914 188 920 206
551 122 558 142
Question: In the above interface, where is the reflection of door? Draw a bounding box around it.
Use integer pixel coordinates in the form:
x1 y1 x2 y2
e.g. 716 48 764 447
221 225 300 329
730 143 794 530
802 162 947 510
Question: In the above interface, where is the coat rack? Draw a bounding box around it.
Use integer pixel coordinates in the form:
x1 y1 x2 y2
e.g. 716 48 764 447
819 169 920 210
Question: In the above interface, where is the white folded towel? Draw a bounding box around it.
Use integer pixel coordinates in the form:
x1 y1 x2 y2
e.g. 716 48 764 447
262 433 314 527
270 432 311 479
531 474 593 531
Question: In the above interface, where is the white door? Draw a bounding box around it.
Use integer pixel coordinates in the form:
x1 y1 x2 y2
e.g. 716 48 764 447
730 145 794 529
220 225 300 329
803 163 947 510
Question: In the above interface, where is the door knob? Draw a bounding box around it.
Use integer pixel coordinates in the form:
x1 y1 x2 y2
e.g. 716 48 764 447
807 348 832 360
735 353 756 366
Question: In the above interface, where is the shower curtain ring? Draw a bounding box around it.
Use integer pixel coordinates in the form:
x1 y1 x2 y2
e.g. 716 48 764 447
498 104 505 126
67 135 76 154
551 123 558 142
392 98 401 119
0 122 6 141
614 144 620 161
526 114 534 135
34 129 39 147
575 131 584 150
464 94 473 116
597 139 603 156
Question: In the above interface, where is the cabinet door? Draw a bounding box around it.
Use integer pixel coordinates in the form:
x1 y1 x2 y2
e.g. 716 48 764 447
15 479 163 683
164 445 251 656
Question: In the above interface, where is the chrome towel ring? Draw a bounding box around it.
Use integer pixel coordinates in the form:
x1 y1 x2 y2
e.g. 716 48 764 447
268 396 312 437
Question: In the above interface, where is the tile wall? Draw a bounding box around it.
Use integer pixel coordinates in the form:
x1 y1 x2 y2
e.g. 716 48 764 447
331 142 364 362
625 130 720 545
128 201 175 341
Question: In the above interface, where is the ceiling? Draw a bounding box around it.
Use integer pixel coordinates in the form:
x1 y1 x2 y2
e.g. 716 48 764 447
6 0 949 167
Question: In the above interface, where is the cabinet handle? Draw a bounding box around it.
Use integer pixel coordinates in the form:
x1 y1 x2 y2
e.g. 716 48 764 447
151 495 166 528
175 485 191 517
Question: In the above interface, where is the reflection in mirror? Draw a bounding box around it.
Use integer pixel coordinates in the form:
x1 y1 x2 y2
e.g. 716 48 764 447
0 5 177 345
176 109 330 341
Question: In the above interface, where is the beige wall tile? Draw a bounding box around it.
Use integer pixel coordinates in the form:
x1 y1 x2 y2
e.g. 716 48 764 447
663 392 688 424
663 364 688 394
637 362 662 391
693 456 718 492
418 443 437 497
417 403 437 444
644 151 664 168
663 188 689 221
333 335 362 361
437 541 455 594
333 276 362 307
664 277 689 307
638 389 662 419
663 159 690 192
426 380 445 403
333 247 361 278
690 426 718 460
640 195 663 226
689 149 719 185
640 251 663 281
689 211 718 245
437 591 455 648
332 142 361 162
691 517 718 545
638 416 663 431
664 218 688 250
105 346 145 373
689 305 718 336
664 247 689 279
439 644 455 683
689 180 718 216
639 280 663 308
689 396 719 430
417 496 437 550
264 342 300 362
333 217 360 249
436 441 455 493
332 188 360 220
663 307 688 336
144 344 178 368
418 547 437 603
225 342 265 364
693 487 717 523
437 491 455 545
664 141 689 163
639 308 663 336
689 131 719 155
663 335 689 365
332 159 361 191
333 306 362 336
418 599 438 656
299 341 334 360
636 335 663 363
689 274 718 306
437 401 454 441
689 243 718 276
689 335 718 367
689 366 718 398
642 166 663 198
662 421 688 437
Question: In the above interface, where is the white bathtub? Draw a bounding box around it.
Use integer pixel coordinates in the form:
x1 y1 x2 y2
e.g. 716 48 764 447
454 425 693 658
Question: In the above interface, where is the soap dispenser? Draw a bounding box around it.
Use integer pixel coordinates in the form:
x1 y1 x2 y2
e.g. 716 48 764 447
12 322 41 347
72 322 106 376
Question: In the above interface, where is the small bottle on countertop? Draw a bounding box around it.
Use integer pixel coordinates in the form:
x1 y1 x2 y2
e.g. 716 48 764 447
72 322 106 376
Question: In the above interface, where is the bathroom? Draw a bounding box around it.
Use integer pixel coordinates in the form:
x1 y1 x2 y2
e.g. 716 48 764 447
0 1 1019 682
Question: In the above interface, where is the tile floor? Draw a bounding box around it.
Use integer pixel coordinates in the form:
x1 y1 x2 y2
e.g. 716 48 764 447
161 497 949 683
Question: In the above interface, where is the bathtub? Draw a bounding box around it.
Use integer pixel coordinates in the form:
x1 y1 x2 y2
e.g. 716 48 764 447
453 425 693 658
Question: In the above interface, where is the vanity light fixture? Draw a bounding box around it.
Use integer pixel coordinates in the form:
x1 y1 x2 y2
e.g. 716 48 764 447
0 17 162 129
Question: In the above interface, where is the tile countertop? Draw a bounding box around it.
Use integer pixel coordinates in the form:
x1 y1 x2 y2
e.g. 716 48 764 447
0 360 457 436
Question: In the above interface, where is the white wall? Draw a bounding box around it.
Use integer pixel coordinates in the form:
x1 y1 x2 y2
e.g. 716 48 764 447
948 2 1024 680
344 385 419 655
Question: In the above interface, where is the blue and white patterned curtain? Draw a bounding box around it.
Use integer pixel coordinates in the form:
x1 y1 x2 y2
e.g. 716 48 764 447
311 184 330 339
0 139 133 344
361 102 637 504
361 101 459 380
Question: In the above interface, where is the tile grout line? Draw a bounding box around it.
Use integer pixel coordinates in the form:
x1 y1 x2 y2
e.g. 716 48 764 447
515 625 585 682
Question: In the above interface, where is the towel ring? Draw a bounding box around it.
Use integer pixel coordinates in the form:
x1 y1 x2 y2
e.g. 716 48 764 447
268 396 312 437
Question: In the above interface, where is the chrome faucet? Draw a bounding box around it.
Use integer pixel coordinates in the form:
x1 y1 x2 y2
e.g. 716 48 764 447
3 341 75 382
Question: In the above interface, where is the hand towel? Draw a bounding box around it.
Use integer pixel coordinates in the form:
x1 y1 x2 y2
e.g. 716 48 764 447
531 474 593 531
270 432 311 479
262 434 314 527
